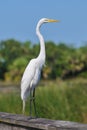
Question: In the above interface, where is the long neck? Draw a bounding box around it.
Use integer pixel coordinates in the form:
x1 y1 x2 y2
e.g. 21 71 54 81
36 24 46 61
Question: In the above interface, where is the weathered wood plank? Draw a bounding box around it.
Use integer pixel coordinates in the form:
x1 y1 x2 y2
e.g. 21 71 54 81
0 112 87 130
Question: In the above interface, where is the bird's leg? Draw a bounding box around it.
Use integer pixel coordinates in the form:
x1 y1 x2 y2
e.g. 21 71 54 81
29 89 32 118
33 88 38 117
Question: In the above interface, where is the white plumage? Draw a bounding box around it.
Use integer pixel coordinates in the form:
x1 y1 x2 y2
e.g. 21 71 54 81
21 18 58 116
21 58 44 100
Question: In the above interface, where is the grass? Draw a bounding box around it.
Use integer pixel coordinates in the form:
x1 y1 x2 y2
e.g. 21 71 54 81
0 78 87 123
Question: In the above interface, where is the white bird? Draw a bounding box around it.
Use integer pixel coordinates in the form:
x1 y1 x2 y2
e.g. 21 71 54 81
21 18 58 117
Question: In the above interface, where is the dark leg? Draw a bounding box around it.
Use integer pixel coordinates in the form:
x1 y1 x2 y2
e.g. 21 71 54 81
29 89 32 118
33 88 38 117
28 90 33 120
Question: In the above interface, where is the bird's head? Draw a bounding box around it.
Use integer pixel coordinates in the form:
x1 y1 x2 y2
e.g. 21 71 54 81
39 18 59 24
36 18 59 33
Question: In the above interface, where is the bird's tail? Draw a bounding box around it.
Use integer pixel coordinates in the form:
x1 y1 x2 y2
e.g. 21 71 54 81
23 100 26 114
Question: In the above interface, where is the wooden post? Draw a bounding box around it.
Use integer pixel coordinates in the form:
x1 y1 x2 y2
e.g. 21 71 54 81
0 112 87 130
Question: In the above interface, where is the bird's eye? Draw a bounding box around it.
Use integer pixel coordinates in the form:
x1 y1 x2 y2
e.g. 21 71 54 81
45 20 48 23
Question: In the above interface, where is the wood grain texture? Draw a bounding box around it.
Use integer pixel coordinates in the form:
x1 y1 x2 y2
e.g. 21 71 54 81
0 112 87 130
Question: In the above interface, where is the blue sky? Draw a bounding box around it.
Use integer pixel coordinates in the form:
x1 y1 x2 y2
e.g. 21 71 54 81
0 0 87 47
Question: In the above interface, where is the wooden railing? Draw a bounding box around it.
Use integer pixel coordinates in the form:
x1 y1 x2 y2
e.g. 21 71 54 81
0 112 87 130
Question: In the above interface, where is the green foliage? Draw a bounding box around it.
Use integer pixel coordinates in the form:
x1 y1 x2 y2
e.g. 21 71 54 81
5 57 28 81
0 39 87 81
0 39 22 63
36 81 87 122
0 59 7 79
0 80 87 123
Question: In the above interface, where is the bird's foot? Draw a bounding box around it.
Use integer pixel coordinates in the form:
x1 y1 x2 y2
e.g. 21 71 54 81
27 116 33 120
34 115 38 119
27 116 38 120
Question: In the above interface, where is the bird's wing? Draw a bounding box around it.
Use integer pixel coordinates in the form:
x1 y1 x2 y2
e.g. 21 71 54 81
21 58 37 92
30 65 41 89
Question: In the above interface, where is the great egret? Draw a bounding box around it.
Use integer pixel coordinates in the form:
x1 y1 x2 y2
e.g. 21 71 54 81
21 18 58 117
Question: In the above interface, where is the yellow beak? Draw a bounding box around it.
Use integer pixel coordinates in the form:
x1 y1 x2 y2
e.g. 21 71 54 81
47 19 60 22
